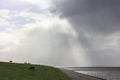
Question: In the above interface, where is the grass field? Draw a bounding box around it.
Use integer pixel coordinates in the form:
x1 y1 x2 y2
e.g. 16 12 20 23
0 62 70 80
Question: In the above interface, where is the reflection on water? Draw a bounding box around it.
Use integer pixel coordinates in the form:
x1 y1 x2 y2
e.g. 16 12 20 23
76 71 120 80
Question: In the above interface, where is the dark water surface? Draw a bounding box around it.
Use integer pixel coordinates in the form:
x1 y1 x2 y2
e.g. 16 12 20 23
64 67 120 71
64 67 120 80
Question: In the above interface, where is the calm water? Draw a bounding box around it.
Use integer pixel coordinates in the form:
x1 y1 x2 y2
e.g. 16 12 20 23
64 67 120 80
76 71 120 80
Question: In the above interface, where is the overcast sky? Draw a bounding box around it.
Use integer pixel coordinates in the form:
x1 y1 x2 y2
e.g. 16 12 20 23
0 0 120 67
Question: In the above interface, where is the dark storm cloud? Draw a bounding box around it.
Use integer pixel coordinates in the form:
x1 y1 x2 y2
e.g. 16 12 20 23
52 0 120 34
51 0 120 66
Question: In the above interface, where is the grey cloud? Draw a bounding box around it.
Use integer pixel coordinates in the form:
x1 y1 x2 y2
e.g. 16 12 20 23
52 0 120 34
1 0 120 66
51 0 120 66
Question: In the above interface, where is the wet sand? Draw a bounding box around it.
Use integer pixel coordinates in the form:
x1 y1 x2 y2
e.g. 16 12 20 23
60 69 106 80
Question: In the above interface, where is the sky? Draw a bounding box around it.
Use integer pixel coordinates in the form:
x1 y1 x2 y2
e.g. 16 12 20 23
0 0 120 67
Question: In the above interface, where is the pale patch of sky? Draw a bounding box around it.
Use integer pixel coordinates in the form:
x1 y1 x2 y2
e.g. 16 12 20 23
0 0 51 11
0 0 52 32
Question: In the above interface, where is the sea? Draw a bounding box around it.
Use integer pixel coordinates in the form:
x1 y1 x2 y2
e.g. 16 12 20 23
64 67 120 80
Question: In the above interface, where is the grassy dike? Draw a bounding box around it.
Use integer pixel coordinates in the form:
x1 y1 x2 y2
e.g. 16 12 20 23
0 62 70 80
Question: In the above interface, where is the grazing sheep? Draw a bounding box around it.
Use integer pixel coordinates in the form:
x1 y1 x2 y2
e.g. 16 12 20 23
29 67 35 71
9 61 12 63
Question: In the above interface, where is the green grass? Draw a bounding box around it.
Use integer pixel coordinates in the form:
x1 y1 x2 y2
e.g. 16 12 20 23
0 62 70 80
